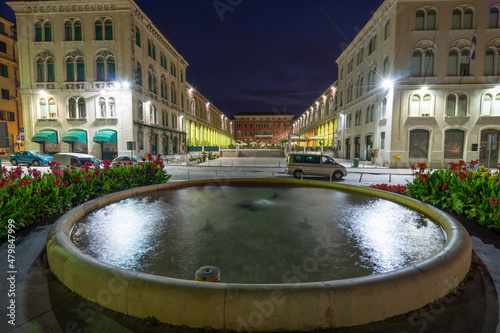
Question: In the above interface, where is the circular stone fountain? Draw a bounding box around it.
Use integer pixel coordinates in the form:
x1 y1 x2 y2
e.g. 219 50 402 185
46 179 472 332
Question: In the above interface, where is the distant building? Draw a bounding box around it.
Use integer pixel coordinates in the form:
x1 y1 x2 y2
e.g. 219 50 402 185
234 111 293 147
296 0 500 168
8 0 233 159
0 15 22 154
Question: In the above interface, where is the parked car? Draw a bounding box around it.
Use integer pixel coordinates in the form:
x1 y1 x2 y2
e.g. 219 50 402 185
111 155 141 165
52 153 102 168
285 153 347 180
9 151 53 166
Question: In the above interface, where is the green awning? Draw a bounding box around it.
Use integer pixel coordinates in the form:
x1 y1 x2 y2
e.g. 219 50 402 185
31 130 58 144
92 130 117 144
61 130 87 144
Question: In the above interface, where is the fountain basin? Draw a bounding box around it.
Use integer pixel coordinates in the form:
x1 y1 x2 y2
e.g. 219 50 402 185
46 179 472 331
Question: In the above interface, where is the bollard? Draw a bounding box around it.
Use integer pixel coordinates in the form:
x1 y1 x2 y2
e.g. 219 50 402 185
187 170 190 181
359 173 363 182
215 171 218 178
389 174 392 183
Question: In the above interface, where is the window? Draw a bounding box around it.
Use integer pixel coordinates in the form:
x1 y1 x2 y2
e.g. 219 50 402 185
368 35 377 54
409 130 429 159
1 89 9 100
410 94 432 116
152 43 156 61
384 20 390 40
104 19 113 40
446 93 468 116
485 49 494 75
383 57 389 77
381 98 387 119
427 10 437 30
0 41 6 53
68 97 86 119
490 8 499 29
64 20 82 41
170 83 177 105
0 22 5 34
98 97 106 118
464 9 473 29
65 56 85 82
448 50 458 75
482 94 500 116
380 132 385 149
160 76 167 99
416 10 425 30
444 130 465 159
36 56 55 82
452 9 462 29
95 20 103 40
460 49 470 76
96 53 115 81
136 62 142 85
411 49 435 77
347 82 353 103
136 27 141 47
138 100 143 120
452 8 474 29
150 104 157 124
356 76 363 98
35 20 52 41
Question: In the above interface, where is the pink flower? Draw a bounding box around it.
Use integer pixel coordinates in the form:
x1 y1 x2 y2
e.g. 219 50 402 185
54 180 62 186
76 175 82 181
86 173 93 180
63 181 69 186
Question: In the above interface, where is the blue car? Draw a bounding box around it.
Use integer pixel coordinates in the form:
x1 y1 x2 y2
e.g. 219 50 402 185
9 151 54 166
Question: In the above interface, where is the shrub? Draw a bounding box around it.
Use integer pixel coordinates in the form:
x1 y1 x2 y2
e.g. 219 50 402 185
0 153 170 234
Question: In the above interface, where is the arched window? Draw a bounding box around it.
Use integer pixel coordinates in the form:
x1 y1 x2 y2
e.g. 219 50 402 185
411 50 422 77
384 20 390 40
422 95 432 116
76 57 85 81
416 10 425 30
427 10 437 30
483 94 493 116
410 95 421 116
460 49 470 76
448 50 458 75
148 70 153 92
65 20 72 41
381 98 387 119
383 57 389 77
98 97 106 118
444 129 465 159
136 62 142 85
329 97 334 114
36 56 55 82
44 21 52 42
409 129 429 159
137 100 143 120
152 73 157 94
148 40 152 57
40 98 47 118
109 97 115 117
35 21 42 41
96 54 115 81
424 49 435 76
464 8 473 29
485 49 495 75
152 44 156 61
171 83 177 104
191 99 195 115
66 57 74 81
490 8 499 29
104 19 113 40
48 98 56 118
74 21 82 41
452 9 462 29
96 56 105 81
446 93 468 116
95 19 103 40
160 77 166 99
135 27 141 47
68 97 86 119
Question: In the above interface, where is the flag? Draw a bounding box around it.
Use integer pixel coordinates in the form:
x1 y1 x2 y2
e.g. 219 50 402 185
470 32 477 60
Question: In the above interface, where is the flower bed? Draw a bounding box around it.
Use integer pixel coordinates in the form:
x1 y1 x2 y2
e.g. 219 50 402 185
371 161 500 230
0 153 170 234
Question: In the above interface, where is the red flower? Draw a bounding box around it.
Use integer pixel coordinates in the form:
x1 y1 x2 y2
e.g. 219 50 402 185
63 180 69 186
434 186 438 190
76 175 82 181
489 198 499 206
54 180 62 186
86 173 93 180
420 174 428 183
442 182 449 190
95 170 101 177
459 172 467 181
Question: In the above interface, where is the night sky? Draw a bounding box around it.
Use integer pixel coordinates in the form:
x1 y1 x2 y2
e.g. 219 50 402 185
0 0 385 117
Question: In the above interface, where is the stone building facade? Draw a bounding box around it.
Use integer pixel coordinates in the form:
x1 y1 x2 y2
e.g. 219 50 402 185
8 0 233 160
234 112 293 147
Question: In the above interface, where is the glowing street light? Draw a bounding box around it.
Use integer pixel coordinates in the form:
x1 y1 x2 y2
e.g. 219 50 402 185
382 79 394 89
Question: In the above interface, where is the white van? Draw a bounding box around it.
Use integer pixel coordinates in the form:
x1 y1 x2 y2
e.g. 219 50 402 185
285 153 347 180
52 153 101 168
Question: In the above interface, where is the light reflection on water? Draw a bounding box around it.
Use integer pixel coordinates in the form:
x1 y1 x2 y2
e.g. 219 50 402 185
71 186 446 284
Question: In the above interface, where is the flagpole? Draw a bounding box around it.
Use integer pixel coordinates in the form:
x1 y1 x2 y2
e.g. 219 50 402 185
459 23 478 84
